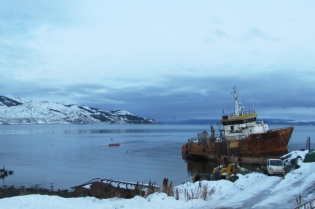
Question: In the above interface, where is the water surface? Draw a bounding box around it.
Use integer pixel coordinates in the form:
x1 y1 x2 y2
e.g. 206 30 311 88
0 124 313 190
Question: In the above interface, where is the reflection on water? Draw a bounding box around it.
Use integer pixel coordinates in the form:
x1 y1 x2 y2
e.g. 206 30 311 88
186 160 215 175
185 159 260 177
0 127 204 135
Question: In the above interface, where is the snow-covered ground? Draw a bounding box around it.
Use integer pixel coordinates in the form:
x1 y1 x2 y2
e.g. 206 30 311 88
1 150 314 209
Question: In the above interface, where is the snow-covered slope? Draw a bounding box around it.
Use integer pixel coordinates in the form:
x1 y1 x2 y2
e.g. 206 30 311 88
0 96 159 125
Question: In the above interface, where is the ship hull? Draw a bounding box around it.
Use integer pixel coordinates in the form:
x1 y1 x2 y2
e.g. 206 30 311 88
182 126 294 165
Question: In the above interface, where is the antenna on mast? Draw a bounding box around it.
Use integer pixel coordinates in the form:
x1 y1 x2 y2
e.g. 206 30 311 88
251 100 254 111
222 102 225 114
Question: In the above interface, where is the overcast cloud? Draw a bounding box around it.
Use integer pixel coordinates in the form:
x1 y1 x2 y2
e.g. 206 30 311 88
1 0 315 122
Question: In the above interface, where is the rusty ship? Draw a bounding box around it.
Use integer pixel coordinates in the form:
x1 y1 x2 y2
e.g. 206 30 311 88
182 87 294 165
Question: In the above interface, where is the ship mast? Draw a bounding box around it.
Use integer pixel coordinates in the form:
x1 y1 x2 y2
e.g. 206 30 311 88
232 86 240 116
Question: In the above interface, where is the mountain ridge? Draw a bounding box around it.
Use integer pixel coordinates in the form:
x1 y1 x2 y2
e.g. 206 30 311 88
161 118 315 125
0 95 159 125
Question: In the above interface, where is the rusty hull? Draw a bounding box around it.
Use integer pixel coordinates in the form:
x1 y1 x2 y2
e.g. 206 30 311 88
182 126 294 165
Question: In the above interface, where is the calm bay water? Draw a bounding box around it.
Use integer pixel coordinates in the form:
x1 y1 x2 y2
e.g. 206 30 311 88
0 124 314 190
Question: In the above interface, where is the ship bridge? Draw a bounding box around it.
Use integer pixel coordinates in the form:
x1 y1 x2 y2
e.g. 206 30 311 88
221 110 257 126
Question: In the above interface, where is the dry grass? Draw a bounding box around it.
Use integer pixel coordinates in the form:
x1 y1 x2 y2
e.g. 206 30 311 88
162 178 173 196
174 181 216 202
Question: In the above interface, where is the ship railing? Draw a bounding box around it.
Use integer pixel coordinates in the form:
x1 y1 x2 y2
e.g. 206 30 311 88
256 120 264 124
188 137 198 143
188 134 233 143
223 135 247 141
222 110 256 118
208 134 222 142
188 134 222 143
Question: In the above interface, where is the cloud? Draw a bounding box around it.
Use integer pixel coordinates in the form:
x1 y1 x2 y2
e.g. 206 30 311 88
1 65 315 121
1 1 315 121
16 69 307 121
242 28 280 42
213 30 231 39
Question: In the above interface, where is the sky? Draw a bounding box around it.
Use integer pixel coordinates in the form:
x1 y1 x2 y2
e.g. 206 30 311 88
1 0 315 122
0 150 314 208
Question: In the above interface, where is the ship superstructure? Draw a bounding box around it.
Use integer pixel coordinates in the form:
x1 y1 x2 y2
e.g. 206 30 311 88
220 87 268 141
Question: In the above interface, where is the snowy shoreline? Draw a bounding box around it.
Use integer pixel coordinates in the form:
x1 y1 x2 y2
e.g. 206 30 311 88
1 150 314 209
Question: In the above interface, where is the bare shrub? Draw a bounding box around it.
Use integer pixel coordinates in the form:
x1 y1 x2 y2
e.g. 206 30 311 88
183 182 216 201
174 188 179 200
146 181 158 196
201 184 208 200
162 178 173 196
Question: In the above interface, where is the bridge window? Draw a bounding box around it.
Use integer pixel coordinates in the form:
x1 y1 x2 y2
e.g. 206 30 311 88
222 117 257 125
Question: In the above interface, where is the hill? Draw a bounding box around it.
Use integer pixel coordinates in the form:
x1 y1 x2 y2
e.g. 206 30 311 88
0 96 159 125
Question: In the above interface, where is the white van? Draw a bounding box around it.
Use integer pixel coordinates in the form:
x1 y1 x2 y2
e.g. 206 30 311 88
266 159 285 176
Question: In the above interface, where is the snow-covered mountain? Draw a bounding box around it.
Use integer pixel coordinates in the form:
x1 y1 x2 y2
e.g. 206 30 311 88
0 96 159 125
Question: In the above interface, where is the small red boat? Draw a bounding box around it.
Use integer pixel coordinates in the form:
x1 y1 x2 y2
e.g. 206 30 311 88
108 143 120 147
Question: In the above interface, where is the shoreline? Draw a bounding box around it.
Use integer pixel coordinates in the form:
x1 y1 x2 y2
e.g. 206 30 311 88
0 185 73 199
